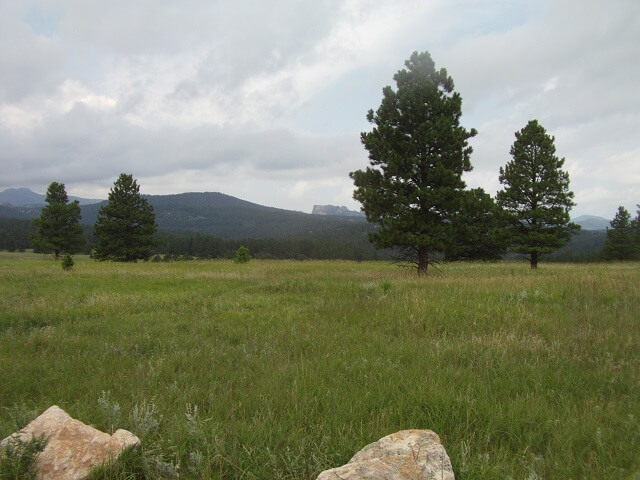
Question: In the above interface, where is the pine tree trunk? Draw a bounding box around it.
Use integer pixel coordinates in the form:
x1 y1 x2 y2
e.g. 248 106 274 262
530 252 538 269
418 247 428 276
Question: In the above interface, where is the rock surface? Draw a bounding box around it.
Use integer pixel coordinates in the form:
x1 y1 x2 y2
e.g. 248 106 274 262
311 204 365 217
316 430 455 480
0 405 139 480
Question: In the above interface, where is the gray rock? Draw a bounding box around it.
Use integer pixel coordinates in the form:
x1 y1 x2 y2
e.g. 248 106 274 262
317 429 454 480
311 205 365 217
1 405 139 480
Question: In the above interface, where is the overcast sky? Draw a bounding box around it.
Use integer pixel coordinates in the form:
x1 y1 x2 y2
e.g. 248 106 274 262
1 0 638 217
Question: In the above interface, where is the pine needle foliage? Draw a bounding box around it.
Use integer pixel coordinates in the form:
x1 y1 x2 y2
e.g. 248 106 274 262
0 436 47 480
497 120 579 268
61 254 74 271
234 245 251 263
351 51 477 275
604 205 639 260
93 174 157 262
31 182 84 259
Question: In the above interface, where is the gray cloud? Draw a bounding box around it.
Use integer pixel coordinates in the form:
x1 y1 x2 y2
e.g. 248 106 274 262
0 0 638 216
0 4 64 101
1 102 362 200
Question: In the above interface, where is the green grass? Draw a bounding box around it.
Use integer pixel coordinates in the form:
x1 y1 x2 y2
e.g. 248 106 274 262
0 252 638 479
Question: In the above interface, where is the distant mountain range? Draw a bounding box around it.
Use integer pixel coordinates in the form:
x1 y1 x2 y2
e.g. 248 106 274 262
0 188 371 241
0 188 611 241
571 215 611 230
0 187 615 260
0 187 102 206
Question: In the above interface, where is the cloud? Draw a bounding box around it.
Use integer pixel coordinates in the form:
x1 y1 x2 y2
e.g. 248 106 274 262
573 148 640 217
0 3 64 102
0 0 638 216
0 97 365 211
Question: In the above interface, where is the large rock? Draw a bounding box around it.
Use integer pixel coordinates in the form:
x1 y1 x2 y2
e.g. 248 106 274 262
0 405 139 480
317 430 455 480
311 204 365 217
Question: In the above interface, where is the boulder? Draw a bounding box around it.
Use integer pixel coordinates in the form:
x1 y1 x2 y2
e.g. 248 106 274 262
316 429 455 480
0 405 139 480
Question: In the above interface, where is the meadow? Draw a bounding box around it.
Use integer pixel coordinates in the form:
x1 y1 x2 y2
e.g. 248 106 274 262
0 252 638 479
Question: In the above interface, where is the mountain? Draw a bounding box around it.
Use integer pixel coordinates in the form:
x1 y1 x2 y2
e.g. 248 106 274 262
0 187 102 206
0 191 372 241
312 205 365 217
0 190 614 261
0 188 45 206
0 188 611 255
548 229 608 261
142 192 370 239
572 215 611 230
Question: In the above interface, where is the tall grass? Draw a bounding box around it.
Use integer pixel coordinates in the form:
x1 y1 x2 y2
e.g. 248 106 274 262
0 253 638 479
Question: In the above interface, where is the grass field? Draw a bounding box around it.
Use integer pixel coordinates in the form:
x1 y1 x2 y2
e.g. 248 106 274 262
0 253 638 479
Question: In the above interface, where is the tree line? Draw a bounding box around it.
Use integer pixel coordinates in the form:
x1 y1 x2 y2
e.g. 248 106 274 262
23 174 158 262
155 230 380 261
0 180 636 265
3 51 638 269
352 51 580 274
603 205 640 260
3 176 635 265
0 174 381 262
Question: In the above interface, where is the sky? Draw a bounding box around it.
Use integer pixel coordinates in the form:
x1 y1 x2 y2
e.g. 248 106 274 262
1 0 638 218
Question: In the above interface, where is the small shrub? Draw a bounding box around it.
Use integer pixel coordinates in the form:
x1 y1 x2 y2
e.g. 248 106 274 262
61 254 74 271
234 245 251 263
97 391 121 434
5 403 38 431
0 436 47 480
132 400 161 439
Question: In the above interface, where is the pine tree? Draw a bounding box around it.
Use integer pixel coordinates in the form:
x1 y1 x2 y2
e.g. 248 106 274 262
444 188 507 261
61 254 74 271
350 51 477 275
604 206 637 260
234 245 251 263
31 182 85 259
93 174 157 262
633 205 640 258
497 120 579 268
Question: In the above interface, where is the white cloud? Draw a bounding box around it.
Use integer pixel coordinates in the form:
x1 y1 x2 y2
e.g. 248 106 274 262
0 0 638 217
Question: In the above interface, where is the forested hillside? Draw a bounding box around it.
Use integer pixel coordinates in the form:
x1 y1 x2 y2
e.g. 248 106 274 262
0 189 379 260
2 192 370 240
0 217 34 251
0 190 614 261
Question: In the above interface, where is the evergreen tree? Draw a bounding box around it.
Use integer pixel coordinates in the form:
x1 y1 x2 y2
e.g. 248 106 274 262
444 188 507 261
0 218 34 252
93 174 157 262
61 254 74 271
350 51 477 275
31 182 85 259
633 205 640 258
604 206 637 260
497 120 579 268
234 245 251 263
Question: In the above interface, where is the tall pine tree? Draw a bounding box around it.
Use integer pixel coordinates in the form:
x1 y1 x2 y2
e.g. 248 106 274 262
31 182 85 259
497 120 579 268
350 51 477 275
93 174 157 262
604 206 638 260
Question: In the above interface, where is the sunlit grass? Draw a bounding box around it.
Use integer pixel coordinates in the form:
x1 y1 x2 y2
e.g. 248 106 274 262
0 252 638 479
